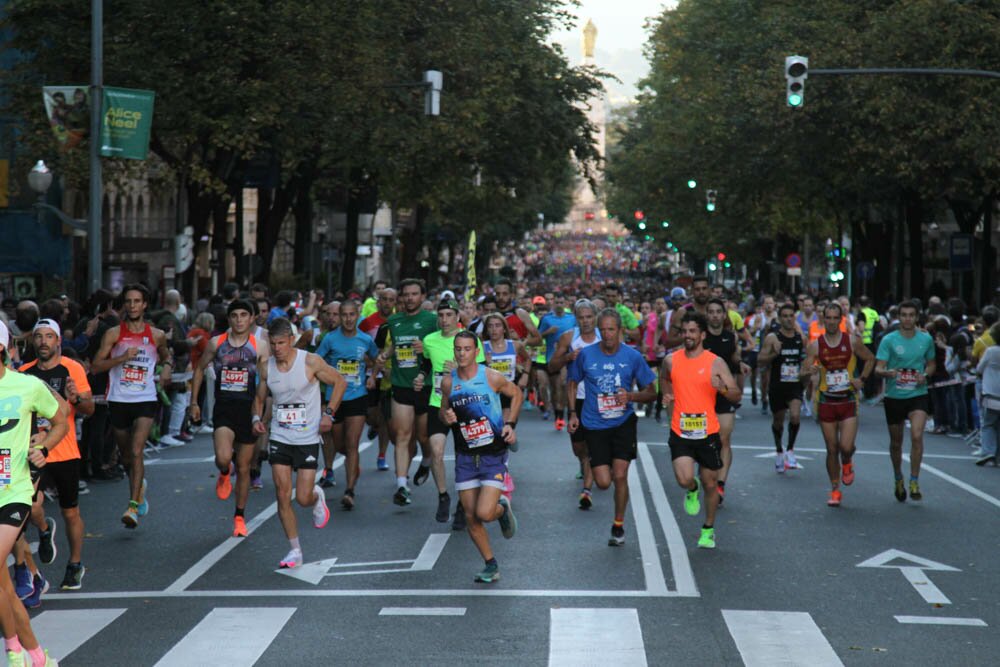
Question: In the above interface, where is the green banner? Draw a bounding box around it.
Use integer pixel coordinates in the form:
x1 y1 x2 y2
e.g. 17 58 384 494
100 87 155 160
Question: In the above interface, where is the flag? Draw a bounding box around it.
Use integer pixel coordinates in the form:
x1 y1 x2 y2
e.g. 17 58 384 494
465 231 476 302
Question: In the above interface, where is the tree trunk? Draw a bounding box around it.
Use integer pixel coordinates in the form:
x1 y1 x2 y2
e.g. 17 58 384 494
293 187 313 278
256 182 298 284
980 192 996 308
341 184 361 292
398 204 427 279
905 193 925 298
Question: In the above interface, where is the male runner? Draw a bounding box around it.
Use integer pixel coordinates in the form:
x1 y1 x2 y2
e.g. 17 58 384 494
252 318 346 568
440 331 522 583
661 311 742 548
802 303 875 506
92 284 173 529
567 309 656 546
752 295 780 414
538 294 576 430
360 288 396 471
875 300 936 502
20 319 92 590
702 299 743 504
758 303 807 473
191 300 267 537
492 278 542 346
603 284 641 344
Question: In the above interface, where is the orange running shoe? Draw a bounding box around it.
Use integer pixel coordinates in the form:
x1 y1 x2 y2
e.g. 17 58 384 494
232 515 247 537
841 461 855 486
555 418 565 431
827 489 842 507
216 467 233 500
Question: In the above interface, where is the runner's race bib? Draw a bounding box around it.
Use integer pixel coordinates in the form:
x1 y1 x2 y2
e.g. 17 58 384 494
826 369 850 392
490 359 515 382
597 392 626 419
220 366 250 392
276 403 308 431
433 372 445 397
780 363 800 383
460 417 495 448
896 368 921 391
0 449 10 487
337 360 361 385
679 412 707 439
121 362 149 391
396 345 417 369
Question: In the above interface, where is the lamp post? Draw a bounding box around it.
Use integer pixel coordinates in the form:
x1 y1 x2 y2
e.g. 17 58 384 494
27 160 88 233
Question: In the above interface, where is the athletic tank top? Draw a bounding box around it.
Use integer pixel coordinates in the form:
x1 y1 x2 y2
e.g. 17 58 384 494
769 331 805 387
570 327 601 399
669 349 720 439
503 309 528 340
213 333 258 402
449 365 506 455
107 322 159 403
483 339 517 382
704 330 739 374
817 333 856 402
267 350 321 445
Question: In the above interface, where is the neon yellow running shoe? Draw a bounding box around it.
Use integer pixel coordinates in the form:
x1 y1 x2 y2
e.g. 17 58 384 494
698 527 716 549
684 479 701 516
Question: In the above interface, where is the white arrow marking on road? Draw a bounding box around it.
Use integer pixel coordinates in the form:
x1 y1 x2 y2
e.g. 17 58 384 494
753 452 813 460
856 549 959 604
276 534 450 584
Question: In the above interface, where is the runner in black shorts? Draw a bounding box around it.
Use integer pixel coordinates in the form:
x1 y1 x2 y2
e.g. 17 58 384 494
702 299 743 504
758 303 807 472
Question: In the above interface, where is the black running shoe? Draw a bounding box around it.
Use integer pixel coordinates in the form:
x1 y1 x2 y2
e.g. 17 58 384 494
452 502 467 531
608 524 625 546
393 486 411 506
436 492 451 522
413 464 430 486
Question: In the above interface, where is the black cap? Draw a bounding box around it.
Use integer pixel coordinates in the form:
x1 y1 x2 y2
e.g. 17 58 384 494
437 298 460 312
228 299 255 316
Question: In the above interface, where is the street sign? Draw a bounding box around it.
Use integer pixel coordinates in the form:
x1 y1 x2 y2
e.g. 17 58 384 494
950 233 973 272
785 252 802 268
786 267 802 276
856 261 875 280
857 549 959 604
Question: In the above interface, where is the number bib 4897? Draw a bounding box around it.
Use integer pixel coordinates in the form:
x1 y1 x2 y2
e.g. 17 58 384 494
220 366 250 393
679 412 707 439
597 393 626 419
826 369 850 392
276 403 308 431
459 418 495 448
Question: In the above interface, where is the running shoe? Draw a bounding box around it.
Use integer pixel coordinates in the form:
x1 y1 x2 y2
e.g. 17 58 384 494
37 517 57 565
251 471 264 490
319 468 336 488
541 410 551 421
6 650 25 667
279 548 303 569
452 503 467 531
39 650 57 666
376 455 389 471
60 562 85 590
312 485 330 528
976 453 997 466
498 497 517 539
474 561 500 583
393 486 411 506
802 401 813 417
342 489 356 511
697 527 716 549
232 516 248 537
841 461 855 485
555 417 565 431
827 489 842 507
14 563 32 599
578 489 592 510
436 492 451 522
894 479 907 502
367 425 377 440
137 478 149 517
784 451 799 470
761 401 769 415
775 453 785 474
717 482 726 506
608 524 625 546
22 572 49 609
909 480 922 501
413 464 430 486
121 503 139 529
159 433 185 447
216 464 233 500
684 479 700 516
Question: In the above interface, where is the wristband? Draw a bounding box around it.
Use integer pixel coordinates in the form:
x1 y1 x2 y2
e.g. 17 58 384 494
323 407 334 417
505 421 517 428
251 415 262 424
32 445 49 459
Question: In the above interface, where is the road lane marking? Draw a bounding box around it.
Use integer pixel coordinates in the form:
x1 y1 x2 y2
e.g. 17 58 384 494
153 607 296 666
637 441 699 597
276 534 451 583
548 608 646 666
628 459 669 596
379 607 466 616
145 456 215 466
164 440 373 593
857 548 958 604
895 616 987 626
31 608 126 662
722 609 843 667
648 442 985 462
904 456 1000 510
45 587 683 600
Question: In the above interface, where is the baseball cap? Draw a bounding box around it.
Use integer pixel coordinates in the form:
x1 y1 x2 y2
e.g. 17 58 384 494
440 289 456 301
531 296 546 305
438 298 460 312
227 299 255 317
670 287 687 300
33 318 61 338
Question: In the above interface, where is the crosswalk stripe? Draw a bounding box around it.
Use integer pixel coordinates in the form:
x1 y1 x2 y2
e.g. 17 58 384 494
548 608 646 666
723 610 843 666
30 608 126 662
153 607 296 666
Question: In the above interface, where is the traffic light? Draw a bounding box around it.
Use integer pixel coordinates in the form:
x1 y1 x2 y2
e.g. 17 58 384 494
785 55 808 108
687 180 697 189
661 220 669 228
637 221 647 230
717 252 726 261
634 210 645 221
708 262 717 271
706 189 717 212
723 261 731 268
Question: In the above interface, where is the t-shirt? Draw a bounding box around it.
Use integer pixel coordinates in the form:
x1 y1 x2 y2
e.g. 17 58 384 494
315 329 379 402
538 311 577 362
20 357 91 462
567 343 656 430
877 330 935 399
387 310 439 388
0 370 59 507
972 332 995 362
423 331 486 408
614 303 639 330
360 297 378 320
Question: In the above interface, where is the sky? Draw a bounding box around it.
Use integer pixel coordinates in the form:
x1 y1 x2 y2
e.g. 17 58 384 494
551 0 676 106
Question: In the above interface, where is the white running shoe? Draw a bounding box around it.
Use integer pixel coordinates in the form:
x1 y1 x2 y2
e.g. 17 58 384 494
785 451 799 470
158 434 185 447
802 402 812 417
279 548 303 569
775 453 785 474
312 485 330 529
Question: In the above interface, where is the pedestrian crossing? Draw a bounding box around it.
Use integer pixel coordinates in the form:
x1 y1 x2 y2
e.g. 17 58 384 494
12 605 846 665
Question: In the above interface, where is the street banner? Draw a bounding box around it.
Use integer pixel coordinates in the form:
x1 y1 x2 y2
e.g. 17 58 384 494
42 86 90 150
465 230 476 301
100 87 155 160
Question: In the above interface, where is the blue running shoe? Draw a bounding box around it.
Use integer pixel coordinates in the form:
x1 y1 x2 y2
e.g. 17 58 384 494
137 478 149 517
22 572 49 609
14 563 32 599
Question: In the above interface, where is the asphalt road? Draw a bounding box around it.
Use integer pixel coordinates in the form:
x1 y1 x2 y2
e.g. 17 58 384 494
15 392 1000 666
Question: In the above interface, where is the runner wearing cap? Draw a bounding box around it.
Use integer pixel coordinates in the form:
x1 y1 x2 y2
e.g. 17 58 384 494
92 284 174 529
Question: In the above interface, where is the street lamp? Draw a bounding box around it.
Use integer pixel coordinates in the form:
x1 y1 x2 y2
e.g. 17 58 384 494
27 159 87 233
27 160 53 197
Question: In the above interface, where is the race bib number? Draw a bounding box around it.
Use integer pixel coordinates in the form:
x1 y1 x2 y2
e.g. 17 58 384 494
679 412 707 439
826 369 850 392
337 360 361 385
780 363 800 383
220 366 250 393
597 392 626 419
490 359 515 382
396 345 417 369
433 372 445 397
121 363 149 391
0 449 10 487
896 369 921 391
460 417 495 449
276 403 308 431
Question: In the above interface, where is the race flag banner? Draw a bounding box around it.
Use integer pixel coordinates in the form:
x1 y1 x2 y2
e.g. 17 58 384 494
465 230 477 302
100 87 155 160
42 86 90 151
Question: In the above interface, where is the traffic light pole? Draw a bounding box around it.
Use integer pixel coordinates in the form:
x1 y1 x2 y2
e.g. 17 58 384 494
809 67 1000 79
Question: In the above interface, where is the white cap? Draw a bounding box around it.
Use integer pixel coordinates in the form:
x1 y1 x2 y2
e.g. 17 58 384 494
440 289 456 300
33 318 61 338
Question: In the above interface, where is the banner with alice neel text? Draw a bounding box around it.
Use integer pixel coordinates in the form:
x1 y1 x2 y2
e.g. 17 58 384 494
42 86 90 150
100 87 155 160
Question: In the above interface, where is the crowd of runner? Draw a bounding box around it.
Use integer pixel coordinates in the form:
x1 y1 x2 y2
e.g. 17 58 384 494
0 231 996 664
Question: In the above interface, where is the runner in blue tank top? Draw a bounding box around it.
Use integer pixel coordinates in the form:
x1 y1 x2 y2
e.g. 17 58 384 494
440 331 523 584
